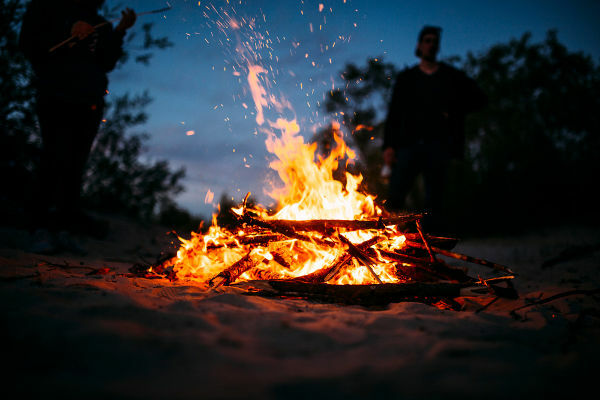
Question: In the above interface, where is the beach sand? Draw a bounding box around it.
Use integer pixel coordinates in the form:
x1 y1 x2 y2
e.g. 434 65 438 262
1 219 599 399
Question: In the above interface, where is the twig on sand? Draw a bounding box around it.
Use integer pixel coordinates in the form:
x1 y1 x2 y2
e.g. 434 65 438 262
510 288 600 318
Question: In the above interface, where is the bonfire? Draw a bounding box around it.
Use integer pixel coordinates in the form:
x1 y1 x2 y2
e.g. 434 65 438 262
150 119 516 308
145 8 516 308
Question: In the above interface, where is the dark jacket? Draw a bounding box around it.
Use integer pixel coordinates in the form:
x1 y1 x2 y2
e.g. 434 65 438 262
19 0 125 105
383 62 487 158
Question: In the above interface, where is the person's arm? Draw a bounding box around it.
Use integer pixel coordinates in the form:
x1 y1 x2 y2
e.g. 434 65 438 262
97 8 136 72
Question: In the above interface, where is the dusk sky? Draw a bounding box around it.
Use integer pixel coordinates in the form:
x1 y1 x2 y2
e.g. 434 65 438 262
105 0 600 218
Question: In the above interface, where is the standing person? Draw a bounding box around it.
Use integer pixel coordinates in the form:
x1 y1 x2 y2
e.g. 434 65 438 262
383 26 486 232
19 0 136 248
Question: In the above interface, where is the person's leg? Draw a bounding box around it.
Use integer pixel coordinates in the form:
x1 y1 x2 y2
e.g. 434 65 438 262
387 145 421 212
61 101 103 216
36 97 103 230
36 96 67 230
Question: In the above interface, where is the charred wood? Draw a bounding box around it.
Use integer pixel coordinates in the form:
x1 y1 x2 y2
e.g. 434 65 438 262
237 280 468 306
264 214 424 233
209 252 264 288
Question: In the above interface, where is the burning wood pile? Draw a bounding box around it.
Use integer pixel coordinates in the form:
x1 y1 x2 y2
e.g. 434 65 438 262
154 192 516 308
147 9 516 308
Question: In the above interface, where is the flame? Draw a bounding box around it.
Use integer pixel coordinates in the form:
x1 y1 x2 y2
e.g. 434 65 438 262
166 6 407 286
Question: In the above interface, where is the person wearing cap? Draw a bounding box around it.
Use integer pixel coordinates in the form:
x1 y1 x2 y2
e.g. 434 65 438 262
382 26 487 231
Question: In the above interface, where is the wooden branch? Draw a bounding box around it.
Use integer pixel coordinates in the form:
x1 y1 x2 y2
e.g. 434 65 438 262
265 214 424 233
236 280 468 306
206 234 286 249
209 252 263 288
238 212 334 247
415 219 436 262
337 234 383 284
510 288 600 314
376 249 432 266
375 249 471 282
288 237 381 283
405 241 515 275
322 236 383 282
402 233 459 250
293 254 351 284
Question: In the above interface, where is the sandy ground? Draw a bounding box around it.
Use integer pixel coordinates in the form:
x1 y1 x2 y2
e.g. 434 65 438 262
1 218 600 399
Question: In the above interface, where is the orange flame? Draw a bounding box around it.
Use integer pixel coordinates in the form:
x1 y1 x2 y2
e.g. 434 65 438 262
167 10 405 286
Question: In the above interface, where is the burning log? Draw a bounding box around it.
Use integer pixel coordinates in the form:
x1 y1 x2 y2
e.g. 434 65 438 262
236 211 334 247
322 236 383 282
288 236 383 283
415 220 436 263
265 214 424 233
209 251 265 288
337 233 383 284
206 233 286 249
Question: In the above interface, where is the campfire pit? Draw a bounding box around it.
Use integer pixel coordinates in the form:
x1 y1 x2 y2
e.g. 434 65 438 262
148 195 517 309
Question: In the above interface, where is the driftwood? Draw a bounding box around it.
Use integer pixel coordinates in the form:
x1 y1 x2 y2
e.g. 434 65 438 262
236 280 469 306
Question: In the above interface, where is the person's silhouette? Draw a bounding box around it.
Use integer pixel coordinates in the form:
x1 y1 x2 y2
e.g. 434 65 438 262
383 26 487 231
19 0 136 241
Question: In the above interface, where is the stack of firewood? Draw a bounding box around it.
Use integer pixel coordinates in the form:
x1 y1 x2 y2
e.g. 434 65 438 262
186 207 518 307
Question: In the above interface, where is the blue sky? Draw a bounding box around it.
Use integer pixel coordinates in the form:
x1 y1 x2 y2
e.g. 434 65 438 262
105 0 600 217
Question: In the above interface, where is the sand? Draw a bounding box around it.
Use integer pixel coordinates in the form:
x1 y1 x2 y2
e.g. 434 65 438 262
1 219 599 399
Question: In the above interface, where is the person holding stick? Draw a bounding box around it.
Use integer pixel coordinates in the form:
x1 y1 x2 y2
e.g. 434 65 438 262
19 0 136 250
382 26 487 232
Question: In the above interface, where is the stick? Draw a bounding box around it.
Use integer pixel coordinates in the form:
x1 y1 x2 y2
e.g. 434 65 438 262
237 212 334 247
209 251 263 288
206 234 286 249
49 5 173 53
415 219 436 262
264 214 424 233
337 233 383 284
510 288 600 314
405 241 515 275
237 280 468 306
322 236 382 282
